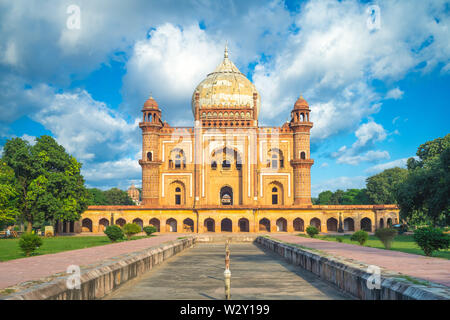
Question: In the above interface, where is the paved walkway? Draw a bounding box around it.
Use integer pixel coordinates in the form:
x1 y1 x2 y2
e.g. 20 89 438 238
106 243 351 300
272 234 450 286
0 234 181 289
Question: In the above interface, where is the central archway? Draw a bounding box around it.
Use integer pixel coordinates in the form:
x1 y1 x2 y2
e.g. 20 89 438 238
220 186 233 205
221 218 232 232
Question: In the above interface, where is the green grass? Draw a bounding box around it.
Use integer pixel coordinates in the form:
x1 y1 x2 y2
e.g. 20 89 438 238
0 235 150 262
297 234 450 260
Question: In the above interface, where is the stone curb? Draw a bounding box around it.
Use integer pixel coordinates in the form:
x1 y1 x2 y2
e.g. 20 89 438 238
256 236 450 300
1 237 196 300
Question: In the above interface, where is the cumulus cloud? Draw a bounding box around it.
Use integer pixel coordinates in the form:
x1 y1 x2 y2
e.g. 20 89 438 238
83 157 141 190
122 23 224 118
30 89 139 162
331 121 389 165
385 87 404 100
2 84 143 190
252 0 450 142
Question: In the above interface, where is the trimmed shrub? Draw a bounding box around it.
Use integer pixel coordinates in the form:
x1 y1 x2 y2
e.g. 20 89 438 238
413 226 450 256
18 232 43 256
375 228 397 249
350 230 368 245
122 223 142 240
104 225 124 242
306 225 319 238
336 237 343 243
143 225 157 236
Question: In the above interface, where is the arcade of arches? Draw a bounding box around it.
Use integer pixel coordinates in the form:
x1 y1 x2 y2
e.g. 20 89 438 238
78 206 399 234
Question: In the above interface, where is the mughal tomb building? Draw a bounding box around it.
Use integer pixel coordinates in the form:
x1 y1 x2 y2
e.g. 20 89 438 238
78 47 399 234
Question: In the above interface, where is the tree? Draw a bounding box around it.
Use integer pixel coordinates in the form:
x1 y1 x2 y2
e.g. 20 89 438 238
396 144 450 226
0 162 19 227
317 191 333 204
341 189 369 205
330 189 344 204
2 136 89 231
88 188 108 205
366 167 408 204
413 226 450 256
103 188 134 205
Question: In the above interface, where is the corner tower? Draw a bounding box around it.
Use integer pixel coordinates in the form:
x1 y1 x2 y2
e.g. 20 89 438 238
290 96 314 205
139 96 162 205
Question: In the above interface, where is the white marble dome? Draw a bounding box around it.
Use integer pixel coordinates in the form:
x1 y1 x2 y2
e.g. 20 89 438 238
191 46 260 118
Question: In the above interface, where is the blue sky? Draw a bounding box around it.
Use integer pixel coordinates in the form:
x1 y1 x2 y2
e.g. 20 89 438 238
0 0 449 196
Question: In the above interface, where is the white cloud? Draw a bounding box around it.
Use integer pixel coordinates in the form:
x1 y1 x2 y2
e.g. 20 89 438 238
122 23 224 117
392 116 400 124
386 87 404 100
336 150 390 166
20 134 36 146
83 157 141 190
31 89 140 163
365 157 418 174
312 175 366 197
331 121 389 165
319 162 329 168
252 0 450 140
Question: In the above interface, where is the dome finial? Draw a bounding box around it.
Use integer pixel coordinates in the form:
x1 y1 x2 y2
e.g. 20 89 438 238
224 41 228 59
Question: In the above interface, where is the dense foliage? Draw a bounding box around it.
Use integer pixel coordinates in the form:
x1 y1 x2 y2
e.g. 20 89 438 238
18 232 43 256
374 228 397 249
88 187 134 205
143 225 157 236
0 162 19 228
366 168 408 204
396 134 450 227
1 136 89 231
306 225 319 238
413 226 450 256
122 223 142 240
104 225 124 242
316 189 370 205
350 230 368 245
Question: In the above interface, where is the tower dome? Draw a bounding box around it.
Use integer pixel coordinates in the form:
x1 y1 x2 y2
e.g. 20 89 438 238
143 95 159 110
191 45 260 119
294 95 309 110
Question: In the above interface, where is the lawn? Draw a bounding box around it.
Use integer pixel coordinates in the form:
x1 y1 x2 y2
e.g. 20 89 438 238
0 235 150 262
297 234 450 260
